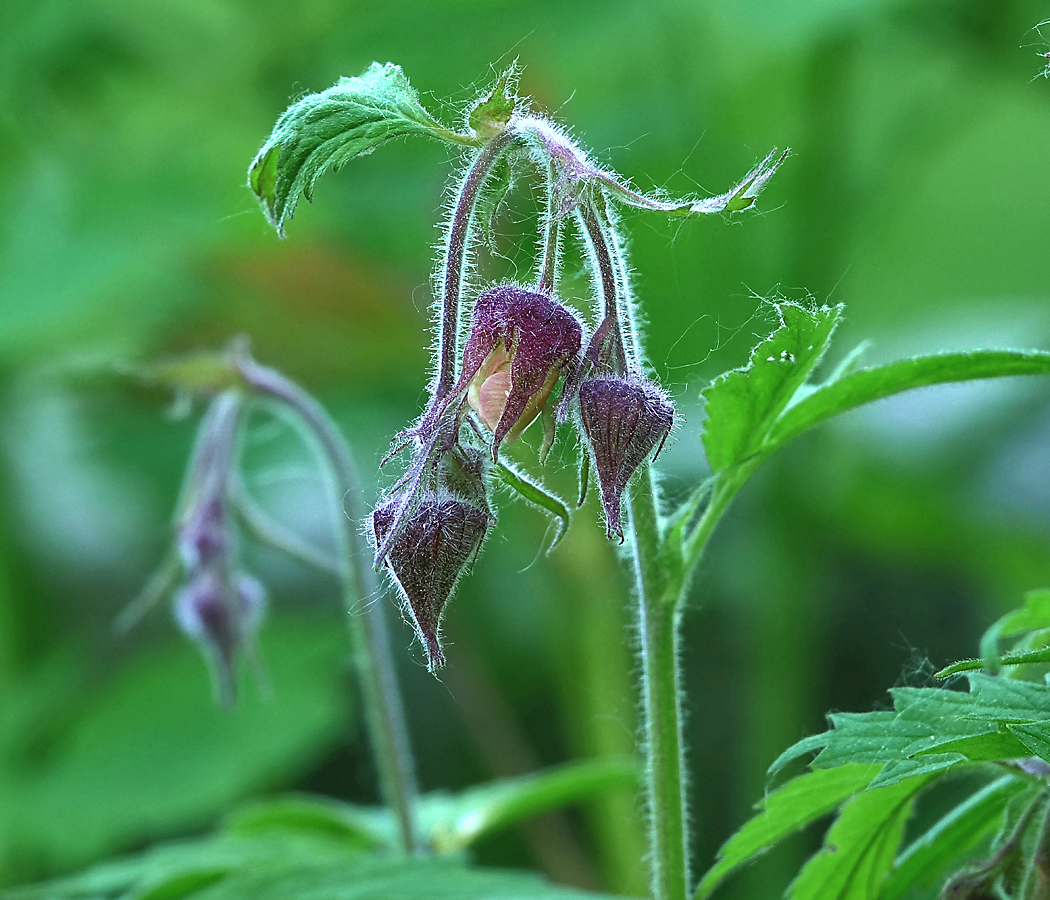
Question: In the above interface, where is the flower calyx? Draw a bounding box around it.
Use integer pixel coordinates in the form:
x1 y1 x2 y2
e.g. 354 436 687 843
458 284 582 458
372 444 494 670
577 373 674 541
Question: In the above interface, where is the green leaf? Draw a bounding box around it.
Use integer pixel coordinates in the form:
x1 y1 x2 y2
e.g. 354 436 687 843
694 763 880 899
979 588 1050 668
771 676 1050 790
767 349 1050 451
700 302 843 474
0 832 625 900
225 758 637 857
249 62 475 236
881 776 1027 900
496 461 571 552
0 617 350 871
787 776 929 900
424 757 639 854
1008 721 1050 764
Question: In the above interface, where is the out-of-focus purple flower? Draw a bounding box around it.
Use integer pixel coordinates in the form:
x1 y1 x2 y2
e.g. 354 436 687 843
458 284 582 455
578 375 674 540
174 568 266 707
371 446 492 670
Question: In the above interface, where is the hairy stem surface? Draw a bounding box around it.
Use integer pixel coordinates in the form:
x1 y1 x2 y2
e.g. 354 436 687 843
436 128 516 399
627 470 688 900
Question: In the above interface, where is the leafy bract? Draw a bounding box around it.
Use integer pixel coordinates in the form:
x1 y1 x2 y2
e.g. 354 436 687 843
786 776 929 900
694 763 880 899
249 63 473 236
496 461 572 553
700 302 843 474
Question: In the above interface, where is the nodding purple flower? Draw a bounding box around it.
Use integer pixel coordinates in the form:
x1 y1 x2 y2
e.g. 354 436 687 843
458 284 582 456
372 446 493 670
578 375 675 540
174 569 266 708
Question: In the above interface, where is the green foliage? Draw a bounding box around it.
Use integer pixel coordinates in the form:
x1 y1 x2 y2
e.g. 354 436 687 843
2 760 636 900
697 591 1050 900
248 63 475 236
700 301 843 476
694 764 880 899
0 617 350 873
699 301 1050 480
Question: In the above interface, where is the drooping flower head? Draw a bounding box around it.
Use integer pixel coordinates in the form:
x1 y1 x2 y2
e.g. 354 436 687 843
578 374 674 540
372 445 493 670
458 284 582 456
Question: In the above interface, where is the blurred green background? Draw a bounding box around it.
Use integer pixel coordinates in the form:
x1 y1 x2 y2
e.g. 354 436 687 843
2 0 1050 896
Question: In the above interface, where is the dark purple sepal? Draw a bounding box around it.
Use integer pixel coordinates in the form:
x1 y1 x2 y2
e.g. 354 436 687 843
459 284 582 455
578 376 674 540
372 493 491 670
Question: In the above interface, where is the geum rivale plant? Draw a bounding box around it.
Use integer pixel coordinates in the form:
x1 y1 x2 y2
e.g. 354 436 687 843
8 62 1050 900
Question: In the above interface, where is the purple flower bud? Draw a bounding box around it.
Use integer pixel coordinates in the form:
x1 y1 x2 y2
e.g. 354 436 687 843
372 494 490 671
578 376 674 540
176 496 230 570
174 569 266 707
459 284 582 455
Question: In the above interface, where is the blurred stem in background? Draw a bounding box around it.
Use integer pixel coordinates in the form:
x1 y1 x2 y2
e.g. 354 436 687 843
235 347 422 855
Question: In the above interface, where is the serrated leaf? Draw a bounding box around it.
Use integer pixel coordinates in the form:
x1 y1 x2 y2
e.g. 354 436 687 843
1008 721 1050 764
700 302 843 474
694 764 880 900
787 776 929 900
766 349 1050 451
881 776 1024 900
496 461 571 552
249 62 474 236
772 677 1050 790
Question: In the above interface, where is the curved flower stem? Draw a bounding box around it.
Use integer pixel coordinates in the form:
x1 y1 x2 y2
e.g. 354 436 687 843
436 128 517 399
237 355 422 855
537 159 561 294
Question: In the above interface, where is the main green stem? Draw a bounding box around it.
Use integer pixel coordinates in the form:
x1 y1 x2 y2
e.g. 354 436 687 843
628 466 750 900
238 357 422 855
627 470 689 900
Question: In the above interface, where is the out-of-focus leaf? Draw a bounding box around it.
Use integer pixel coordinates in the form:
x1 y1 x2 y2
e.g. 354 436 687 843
249 62 474 236
0 616 350 870
227 757 637 856
0 831 626 900
700 302 843 474
767 349 1050 450
979 588 1050 668
881 776 1025 900
424 757 639 853
694 763 880 899
787 776 928 900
